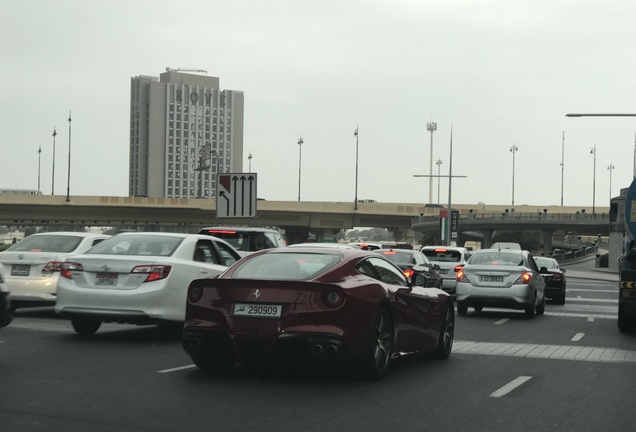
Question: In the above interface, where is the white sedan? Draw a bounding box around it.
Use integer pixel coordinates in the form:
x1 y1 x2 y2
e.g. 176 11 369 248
55 232 241 335
0 232 111 310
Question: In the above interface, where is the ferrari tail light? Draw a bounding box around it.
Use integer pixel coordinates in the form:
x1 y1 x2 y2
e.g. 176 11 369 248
322 288 344 308
514 273 532 285
454 264 464 272
132 265 172 282
456 270 471 283
403 269 415 278
61 262 83 279
42 261 64 273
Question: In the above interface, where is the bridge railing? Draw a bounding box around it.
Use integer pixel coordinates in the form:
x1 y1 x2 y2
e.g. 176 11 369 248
412 212 610 224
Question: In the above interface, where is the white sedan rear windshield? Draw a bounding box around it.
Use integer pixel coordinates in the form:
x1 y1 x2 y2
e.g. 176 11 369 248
469 251 524 266
233 253 340 280
87 235 183 256
422 249 462 262
8 235 83 253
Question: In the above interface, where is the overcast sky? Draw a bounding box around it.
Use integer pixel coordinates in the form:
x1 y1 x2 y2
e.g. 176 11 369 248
3 1 636 209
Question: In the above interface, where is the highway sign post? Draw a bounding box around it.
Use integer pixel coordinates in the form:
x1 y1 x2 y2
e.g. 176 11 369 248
216 173 257 218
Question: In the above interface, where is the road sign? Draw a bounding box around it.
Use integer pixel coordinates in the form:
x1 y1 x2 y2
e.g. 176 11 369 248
216 173 257 218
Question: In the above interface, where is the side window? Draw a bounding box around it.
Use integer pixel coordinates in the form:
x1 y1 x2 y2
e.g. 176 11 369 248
368 257 408 287
214 241 240 266
356 259 379 279
92 238 107 247
194 240 220 264
264 233 277 248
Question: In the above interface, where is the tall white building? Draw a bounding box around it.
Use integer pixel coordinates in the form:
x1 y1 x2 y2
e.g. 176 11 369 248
130 70 244 198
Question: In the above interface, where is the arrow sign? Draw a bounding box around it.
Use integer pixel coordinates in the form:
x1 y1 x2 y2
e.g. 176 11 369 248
216 172 257 218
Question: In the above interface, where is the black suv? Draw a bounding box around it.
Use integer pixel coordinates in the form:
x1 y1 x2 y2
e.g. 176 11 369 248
198 227 286 256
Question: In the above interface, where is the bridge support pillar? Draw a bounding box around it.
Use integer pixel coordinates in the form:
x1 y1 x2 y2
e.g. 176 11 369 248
388 228 415 243
481 230 494 248
543 230 553 255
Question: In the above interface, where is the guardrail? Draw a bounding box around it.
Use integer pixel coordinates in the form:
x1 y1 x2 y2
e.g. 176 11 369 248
412 211 610 223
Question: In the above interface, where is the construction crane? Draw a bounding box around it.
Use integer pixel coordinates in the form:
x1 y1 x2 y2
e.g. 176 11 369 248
165 67 208 74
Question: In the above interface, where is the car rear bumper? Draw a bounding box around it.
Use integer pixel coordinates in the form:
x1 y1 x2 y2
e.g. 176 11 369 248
183 329 355 367
456 283 534 309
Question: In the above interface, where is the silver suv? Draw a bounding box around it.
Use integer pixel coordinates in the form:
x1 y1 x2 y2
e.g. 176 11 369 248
420 246 471 295
198 227 285 256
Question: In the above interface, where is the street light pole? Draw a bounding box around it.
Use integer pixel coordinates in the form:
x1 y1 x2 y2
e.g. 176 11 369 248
248 152 252 173
354 126 359 210
37 146 42 191
427 122 437 204
211 149 219 197
560 131 565 206
51 128 56 195
608 162 615 200
65 111 72 202
297 136 303 202
436 158 442 205
590 144 597 214
510 144 518 206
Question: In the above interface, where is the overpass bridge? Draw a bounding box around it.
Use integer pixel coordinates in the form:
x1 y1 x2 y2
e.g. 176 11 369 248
0 194 611 245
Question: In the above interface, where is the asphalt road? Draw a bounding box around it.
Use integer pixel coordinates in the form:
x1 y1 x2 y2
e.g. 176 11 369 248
1 265 634 432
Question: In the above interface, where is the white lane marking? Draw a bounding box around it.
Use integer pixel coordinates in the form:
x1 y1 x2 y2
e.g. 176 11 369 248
494 319 509 325
563 298 618 303
571 333 585 342
454 341 636 363
568 288 618 293
157 364 197 374
544 312 614 319
587 317 595 322
490 376 532 398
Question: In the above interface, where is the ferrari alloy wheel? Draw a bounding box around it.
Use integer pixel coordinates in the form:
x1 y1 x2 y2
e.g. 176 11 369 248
365 308 392 380
433 303 454 359
71 316 102 336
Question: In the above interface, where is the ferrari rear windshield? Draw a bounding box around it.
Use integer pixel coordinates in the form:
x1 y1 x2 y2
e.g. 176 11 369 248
232 252 340 280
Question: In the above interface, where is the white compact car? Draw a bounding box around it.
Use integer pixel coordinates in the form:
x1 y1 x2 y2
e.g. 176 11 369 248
420 246 471 295
0 232 111 310
455 248 546 318
55 232 241 335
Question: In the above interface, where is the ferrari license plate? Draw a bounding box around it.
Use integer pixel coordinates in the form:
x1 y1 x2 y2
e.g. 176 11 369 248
96 273 117 286
11 264 30 276
480 275 504 282
232 303 282 318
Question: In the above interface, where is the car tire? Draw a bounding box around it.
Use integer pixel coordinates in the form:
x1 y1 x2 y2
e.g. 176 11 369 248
536 297 545 316
432 303 454 359
71 316 102 336
618 304 635 333
524 296 536 319
364 307 392 380
554 287 566 305
457 302 468 316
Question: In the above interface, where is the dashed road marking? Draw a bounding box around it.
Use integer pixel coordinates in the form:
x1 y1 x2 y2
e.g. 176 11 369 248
571 332 585 342
454 340 636 363
587 317 595 322
157 365 197 374
494 319 509 325
490 376 532 398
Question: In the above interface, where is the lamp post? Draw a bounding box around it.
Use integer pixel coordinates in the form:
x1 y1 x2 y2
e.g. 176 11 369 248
354 126 359 210
436 158 442 205
566 113 636 178
590 144 597 214
427 122 437 204
51 128 56 195
211 149 219 197
37 146 42 191
510 144 518 206
65 111 72 202
608 162 615 200
560 131 565 206
248 152 252 173
297 136 303 202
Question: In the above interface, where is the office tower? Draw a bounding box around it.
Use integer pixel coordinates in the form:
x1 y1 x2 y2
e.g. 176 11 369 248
130 69 244 198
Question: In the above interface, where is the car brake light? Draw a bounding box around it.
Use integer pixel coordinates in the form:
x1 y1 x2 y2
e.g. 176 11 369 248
43 261 64 273
132 265 172 282
456 270 470 283
61 262 83 279
551 273 562 280
208 229 236 234
454 264 464 272
434 248 447 252
403 269 415 278
383 250 396 255
514 273 532 285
